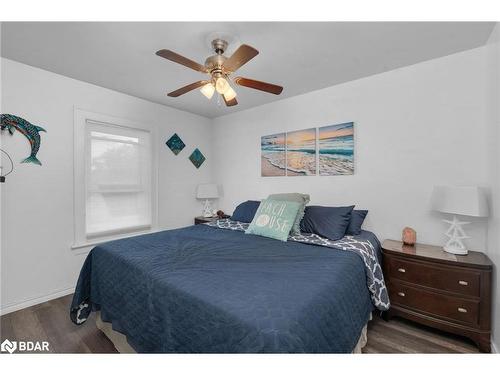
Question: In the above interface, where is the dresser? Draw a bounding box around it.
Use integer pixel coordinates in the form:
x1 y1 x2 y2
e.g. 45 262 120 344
381 239 493 352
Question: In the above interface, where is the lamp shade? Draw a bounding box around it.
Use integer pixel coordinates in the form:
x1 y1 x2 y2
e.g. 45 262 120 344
200 83 215 99
196 183 219 199
431 186 488 217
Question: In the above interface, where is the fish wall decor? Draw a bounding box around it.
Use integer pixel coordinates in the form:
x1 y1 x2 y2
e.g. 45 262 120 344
1 114 47 165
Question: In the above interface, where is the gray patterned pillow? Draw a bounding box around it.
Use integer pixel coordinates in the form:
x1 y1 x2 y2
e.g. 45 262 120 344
267 193 310 235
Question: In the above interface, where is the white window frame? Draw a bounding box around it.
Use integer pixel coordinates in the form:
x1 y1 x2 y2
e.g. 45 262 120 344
73 108 158 249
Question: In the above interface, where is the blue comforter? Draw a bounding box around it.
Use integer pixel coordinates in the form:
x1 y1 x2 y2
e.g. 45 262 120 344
71 224 379 353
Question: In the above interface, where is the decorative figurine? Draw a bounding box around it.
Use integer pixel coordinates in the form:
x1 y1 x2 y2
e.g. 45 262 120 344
1 114 47 165
402 227 417 245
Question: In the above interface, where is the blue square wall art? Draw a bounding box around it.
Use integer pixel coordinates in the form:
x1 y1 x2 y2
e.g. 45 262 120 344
166 133 186 155
189 148 206 169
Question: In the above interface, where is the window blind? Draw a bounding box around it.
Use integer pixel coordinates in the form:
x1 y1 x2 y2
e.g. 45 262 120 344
85 120 152 238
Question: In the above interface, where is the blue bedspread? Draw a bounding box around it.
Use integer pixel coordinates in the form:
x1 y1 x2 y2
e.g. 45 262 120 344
71 224 378 353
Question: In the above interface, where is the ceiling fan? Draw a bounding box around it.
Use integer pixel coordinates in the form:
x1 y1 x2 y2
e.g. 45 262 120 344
155 39 283 107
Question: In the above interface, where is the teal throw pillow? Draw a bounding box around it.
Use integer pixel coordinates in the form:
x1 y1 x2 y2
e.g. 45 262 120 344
267 193 310 235
245 199 301 241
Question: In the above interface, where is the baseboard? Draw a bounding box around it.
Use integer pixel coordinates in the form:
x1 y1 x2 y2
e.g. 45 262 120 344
492 340 499 354
0 286 75 316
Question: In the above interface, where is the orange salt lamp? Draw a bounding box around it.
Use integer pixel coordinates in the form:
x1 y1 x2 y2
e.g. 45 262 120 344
402 227 417 246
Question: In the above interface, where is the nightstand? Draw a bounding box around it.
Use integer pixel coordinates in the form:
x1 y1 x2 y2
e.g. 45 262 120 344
381 239 493 352
194 216 218 225
194 215 229 225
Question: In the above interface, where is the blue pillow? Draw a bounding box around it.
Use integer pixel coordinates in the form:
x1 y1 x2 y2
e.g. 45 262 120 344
231 200 261 223
346 210 368 235
300 205 355 240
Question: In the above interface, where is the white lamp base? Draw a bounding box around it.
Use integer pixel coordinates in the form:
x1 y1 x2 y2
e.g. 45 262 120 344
443 244 468 255
202 199 213 218
442 216 470 256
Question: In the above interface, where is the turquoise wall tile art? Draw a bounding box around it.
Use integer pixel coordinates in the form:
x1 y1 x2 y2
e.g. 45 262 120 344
189 148 206 169
166 133 185 155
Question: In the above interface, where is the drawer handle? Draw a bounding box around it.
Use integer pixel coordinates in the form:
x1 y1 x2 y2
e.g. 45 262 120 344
397 292 405 297
458 280 469 286
397 268 406 273
457 307 468 313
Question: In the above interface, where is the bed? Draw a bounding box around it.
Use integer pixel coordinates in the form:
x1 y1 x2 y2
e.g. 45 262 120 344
70 219 389 353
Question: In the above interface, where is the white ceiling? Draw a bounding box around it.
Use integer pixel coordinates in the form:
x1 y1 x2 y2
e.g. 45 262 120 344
1 22 495 118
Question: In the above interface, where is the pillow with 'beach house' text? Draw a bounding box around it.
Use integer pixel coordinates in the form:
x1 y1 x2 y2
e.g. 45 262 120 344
245 199 301 241
267 193 310 235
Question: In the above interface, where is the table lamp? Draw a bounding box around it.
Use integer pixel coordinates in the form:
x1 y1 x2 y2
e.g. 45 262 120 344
196 183 219 217
431 186 488 255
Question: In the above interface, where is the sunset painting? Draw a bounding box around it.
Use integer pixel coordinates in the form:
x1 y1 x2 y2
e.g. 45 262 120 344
286 128 316 176
318 122 354 175
261 133 286 176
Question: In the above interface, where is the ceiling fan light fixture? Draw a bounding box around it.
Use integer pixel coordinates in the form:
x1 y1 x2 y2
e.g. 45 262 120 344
215 77 230 94
200 83 215 99
223 86 237 101
156 40 283 107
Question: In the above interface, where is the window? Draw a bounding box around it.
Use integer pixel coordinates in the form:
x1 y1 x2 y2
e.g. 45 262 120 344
74 110 156 248
86 122 152 237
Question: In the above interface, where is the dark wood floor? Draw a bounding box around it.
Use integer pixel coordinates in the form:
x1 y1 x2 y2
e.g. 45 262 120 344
0 294 479 353
363 314 479 353
1 294 117 353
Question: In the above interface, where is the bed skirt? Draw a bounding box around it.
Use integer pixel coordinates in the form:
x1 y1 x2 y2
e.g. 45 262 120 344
96 311 371 354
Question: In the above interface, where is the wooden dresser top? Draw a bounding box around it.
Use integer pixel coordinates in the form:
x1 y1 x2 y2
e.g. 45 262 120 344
382 239 493 269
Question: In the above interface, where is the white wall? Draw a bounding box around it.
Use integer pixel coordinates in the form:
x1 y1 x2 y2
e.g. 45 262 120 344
213 46 490 251
0 58 212 314
0 23 3 317
486 23 500 353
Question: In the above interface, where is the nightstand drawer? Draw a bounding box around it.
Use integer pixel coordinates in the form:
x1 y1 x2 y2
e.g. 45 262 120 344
389 280 480 326
387 256 480 297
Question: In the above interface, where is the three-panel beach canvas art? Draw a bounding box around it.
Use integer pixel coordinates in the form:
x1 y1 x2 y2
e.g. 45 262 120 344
261 122 354 177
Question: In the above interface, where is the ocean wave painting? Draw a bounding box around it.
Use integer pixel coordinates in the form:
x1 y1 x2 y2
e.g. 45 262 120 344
319 122 354 175
286 128 316 176
261 133 286 176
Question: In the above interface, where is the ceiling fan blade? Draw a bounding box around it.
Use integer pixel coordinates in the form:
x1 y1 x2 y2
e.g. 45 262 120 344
233 77 283 95
156 49 207 73
223 44 259 72
167 81 209 97
223 94 238 107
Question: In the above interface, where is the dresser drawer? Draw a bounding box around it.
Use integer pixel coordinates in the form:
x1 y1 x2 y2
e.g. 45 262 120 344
386 256 480 297
389 280 479 326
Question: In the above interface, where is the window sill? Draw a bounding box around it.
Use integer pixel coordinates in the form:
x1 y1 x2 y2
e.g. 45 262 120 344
71 226 161 250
